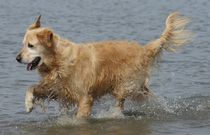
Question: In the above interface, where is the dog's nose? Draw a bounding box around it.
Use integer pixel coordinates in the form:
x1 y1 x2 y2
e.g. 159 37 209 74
16 54 22 63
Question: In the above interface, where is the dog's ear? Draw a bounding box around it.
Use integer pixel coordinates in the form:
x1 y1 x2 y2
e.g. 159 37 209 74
28 15 41 30
36 29 53 47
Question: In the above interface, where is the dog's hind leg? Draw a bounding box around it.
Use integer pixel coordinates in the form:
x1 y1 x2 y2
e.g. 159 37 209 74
115 96 125 111
132 79 154 102
112 85 128 111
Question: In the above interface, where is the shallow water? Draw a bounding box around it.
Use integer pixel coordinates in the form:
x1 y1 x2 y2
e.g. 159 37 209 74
0 0 210 135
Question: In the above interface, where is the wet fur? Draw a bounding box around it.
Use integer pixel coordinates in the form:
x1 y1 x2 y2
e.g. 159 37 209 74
18 12 191 118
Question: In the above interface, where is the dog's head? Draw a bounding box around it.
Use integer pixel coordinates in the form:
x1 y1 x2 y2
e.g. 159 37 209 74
16 16 55 71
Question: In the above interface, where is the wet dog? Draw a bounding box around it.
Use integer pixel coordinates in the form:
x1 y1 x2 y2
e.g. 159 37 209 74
16 12 191 118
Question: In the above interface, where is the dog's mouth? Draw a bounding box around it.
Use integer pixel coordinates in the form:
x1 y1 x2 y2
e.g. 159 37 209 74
27 57 41 71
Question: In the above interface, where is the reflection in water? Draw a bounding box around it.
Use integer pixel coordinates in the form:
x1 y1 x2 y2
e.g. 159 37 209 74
21 118 152 135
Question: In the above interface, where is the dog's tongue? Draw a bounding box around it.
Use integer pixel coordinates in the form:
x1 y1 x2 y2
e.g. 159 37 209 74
27 63 33 71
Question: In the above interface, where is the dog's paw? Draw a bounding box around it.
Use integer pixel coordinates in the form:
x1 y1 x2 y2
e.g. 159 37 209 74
25 88 35 113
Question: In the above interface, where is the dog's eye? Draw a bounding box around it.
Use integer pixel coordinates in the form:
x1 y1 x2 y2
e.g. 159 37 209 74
28 43 34 48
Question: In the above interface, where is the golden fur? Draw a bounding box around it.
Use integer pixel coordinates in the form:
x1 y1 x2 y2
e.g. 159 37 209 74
17 12 191 118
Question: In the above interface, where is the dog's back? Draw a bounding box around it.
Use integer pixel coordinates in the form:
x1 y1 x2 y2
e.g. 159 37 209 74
81 12 191 103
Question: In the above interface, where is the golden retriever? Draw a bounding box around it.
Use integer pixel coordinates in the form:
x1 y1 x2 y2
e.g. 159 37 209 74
16 12 191 118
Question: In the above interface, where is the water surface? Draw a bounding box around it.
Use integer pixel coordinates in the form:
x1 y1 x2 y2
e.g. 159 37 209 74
0 0 210 135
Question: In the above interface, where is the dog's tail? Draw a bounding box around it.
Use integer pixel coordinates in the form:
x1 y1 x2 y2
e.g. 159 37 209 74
144 12 192 65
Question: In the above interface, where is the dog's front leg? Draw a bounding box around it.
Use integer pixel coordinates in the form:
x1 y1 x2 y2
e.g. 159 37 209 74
25 84 48 113
25 85 36 113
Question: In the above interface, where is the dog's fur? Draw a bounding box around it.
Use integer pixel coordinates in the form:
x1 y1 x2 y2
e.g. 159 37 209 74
17 12 191 118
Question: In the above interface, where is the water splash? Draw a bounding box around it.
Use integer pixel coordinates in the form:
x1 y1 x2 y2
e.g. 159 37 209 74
14 94 210 129
93 106 125 119
121 95 210 120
